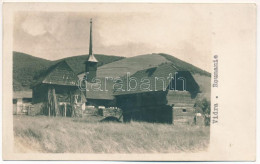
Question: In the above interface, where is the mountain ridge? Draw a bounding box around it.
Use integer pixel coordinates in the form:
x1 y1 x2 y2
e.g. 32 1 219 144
13 51 210 92
13 51 125 91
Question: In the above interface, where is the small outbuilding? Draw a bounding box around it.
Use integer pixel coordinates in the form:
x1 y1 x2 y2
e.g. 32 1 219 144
13 90 32 115
114 63 200 124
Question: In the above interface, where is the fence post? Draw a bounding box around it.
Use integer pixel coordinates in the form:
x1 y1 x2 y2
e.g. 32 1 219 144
64 103 67 117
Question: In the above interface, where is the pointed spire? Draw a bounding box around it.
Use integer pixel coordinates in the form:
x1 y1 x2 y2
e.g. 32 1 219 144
87 18 98 62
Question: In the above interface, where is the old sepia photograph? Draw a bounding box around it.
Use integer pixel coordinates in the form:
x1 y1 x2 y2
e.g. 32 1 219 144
12 6 211 154
2 2 256 161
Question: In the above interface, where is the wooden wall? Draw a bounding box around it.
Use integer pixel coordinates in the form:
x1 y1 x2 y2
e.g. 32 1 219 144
116 90 198 124
86 99 116 107
116 91 172 123
167 90 196 124
32 84 84 117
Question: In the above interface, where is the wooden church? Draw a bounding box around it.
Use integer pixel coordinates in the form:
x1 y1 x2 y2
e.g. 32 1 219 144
31 19 99 117
84 19 98 83
79 19 116 107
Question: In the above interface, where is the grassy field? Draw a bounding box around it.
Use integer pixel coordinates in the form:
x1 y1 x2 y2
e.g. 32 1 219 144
13 115 210 153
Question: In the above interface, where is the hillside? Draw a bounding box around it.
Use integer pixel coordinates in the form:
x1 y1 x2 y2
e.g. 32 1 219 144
61 54 124 75
95 54 170 77
13 51 211 96
158 53 210 76
88 53 211 97
13 51 125 91
90 53 210 78
157 53 211 96
13 52 53 91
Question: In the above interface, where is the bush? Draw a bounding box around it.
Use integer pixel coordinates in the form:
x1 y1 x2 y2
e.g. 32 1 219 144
194 98 211 126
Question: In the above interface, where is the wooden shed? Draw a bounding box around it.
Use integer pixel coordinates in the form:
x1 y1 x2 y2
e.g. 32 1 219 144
13 90 32 115
114 63 200 124
31 60 85 117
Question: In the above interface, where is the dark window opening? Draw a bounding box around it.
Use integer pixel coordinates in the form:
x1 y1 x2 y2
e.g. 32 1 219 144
13 99 17 104
182 109 187 112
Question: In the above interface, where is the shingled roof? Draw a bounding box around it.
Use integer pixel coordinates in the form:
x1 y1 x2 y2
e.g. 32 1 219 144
82 77 115 100
32 60 79 87
113 63 200 95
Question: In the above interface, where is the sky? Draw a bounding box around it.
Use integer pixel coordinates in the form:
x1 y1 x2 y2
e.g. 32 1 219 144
13 5 212 71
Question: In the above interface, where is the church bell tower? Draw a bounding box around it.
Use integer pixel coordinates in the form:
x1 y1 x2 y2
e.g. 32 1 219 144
85 18 98 82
